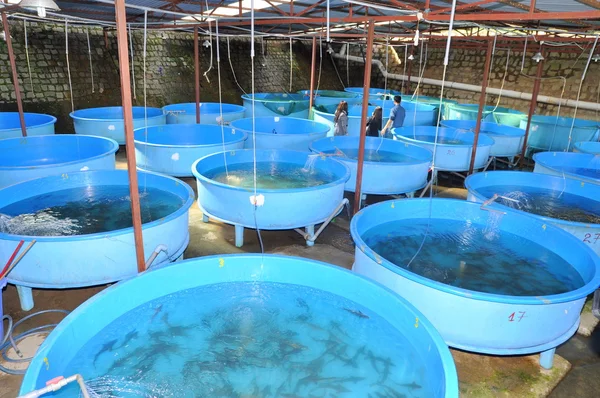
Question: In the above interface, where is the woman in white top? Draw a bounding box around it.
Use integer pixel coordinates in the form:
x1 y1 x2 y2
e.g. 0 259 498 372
333 101 349 136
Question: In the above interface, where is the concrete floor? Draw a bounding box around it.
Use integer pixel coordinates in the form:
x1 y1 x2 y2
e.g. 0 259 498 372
1 150 599 397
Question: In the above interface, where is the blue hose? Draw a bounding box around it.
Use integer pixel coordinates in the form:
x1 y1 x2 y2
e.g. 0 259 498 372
0 309 69 375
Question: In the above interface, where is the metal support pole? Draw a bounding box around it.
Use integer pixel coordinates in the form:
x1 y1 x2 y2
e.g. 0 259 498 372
468 40 494 174
353 20 375 215
308 37 317 115
114 0 146 273
2 11 27 137
194 27 200 124
520 51 544 167
406 46 414 94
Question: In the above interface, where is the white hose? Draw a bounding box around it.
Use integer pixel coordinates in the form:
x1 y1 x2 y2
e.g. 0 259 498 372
24 20 34 94
64 21 74 113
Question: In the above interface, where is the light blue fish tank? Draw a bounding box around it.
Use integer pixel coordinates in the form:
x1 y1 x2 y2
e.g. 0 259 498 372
230 117 329 151
192 149 350 247
351 198 600 369
0 112 57 139
310 136 432 196
344 87 402 101
465 170 600 258
19 254 459 397
444 103 524 127
519 115 600 152
134 124 247 177
70 106 166 145
393 126 494 172
573 141 600 155
440 120 525 158
162 102 245 125
533 151 600 185
241 93 310 118
401 95 458 120
0 170 194 311
298 90 362 109
0 135 118 189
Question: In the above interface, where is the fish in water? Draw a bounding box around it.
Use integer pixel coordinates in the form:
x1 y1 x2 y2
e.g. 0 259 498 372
397 381 422 390
120 330 139 348
344 308 370 319
150 304 163 322
93 339 118 364
296 298 309 310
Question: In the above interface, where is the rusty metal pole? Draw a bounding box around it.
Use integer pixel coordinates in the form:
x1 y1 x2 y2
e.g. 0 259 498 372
519 51 544 167
353 20 375 215
2 11 27 137
308 37 317 116
194 27 200 124
468 39 494 174
114 0 146 273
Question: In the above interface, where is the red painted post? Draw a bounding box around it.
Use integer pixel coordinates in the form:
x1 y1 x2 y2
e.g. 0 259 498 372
1 11 27 137
520 51 545 167
308 37 317 115
194 27 200 124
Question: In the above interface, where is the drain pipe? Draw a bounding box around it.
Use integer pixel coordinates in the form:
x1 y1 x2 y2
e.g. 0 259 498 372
333 45 600 112
145 244 168 270
18 374 90 398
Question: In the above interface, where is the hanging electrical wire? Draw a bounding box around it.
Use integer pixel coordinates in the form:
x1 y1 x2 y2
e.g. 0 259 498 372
289 37 293 92
226 37 247 94
86 27 94 93
215 20 229 178
23 20 34 94
64 20 74 113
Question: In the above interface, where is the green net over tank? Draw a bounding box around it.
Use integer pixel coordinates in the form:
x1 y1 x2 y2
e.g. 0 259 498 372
251 93 309 116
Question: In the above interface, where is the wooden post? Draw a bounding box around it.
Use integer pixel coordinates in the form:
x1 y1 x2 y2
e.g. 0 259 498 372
520 51 544 166
1 11 27 137
308 37 317 115
194 27 200 124
468 39 494 174
114 0 146 273
353 20 375 215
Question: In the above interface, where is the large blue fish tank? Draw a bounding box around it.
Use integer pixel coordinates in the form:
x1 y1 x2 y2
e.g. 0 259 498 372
519 115 600 152
313 103 437 138
70 106 166 145
162 102 245 125
0 170 194 311
351 198 600 369
230 117 329 151
0 112 57 139
444 103 525 127
192 149 350 247
574 141 600 155
401 95 458 120
344 87 402 101
241 93 309 118
310 136 432 196
533 151 600 185
134 124 247 177
393 126 494 172
20 254 459 397
440 120 525 158
298 90 362 109
465 171 600 259
0 135 118 189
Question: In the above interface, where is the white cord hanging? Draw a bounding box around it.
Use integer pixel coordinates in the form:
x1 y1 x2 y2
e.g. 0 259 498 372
226 37 247 94
216 20 229 177
64 20 74 113
86 27 94 93
128 23 136 100
491 47 510 111
346 42 350 86
315 34 323 93
23 20 34 94
203 21 214 82
142 11 148 193
289 37 293 92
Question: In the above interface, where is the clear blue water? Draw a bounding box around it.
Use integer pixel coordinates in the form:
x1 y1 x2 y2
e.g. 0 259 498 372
363 219 584 296
555 166 600 180
474 185 600 224
408 135 469 145
52 282 431 397
0 186 183 236
321 148 417 162
205 161 337 189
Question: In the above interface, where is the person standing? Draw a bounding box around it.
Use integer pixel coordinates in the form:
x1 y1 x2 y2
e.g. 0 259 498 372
366 107 383 137
380 95 406 138
333 101 349 136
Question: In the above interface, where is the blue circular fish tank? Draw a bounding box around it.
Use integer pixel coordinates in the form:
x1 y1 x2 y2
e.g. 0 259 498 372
401 95 458 120
0 112 57 139
440 120 525 158
465 170 600 259
20 254 459 397
192 149 350 247
0 170 194 311
351 198 600 369
310 136 432 195
573 141 600 155
298 90 362 109
344 87 402 101
371 100 438 126
533 151 600 185
519 115 600 152
444 103 524 127
162 102 245 125
230 117 330 151
0 135 118 189
134 124 247 177
70 106 166 145
241 93 309 118
393 126 494 172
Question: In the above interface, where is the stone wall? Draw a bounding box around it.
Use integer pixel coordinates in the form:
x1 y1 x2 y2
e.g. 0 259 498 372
0 21 343 133
340 43 600 120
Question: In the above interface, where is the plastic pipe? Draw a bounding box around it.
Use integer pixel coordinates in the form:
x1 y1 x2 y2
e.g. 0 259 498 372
18 374 90 398
332 47 600 112
144 244 168 270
